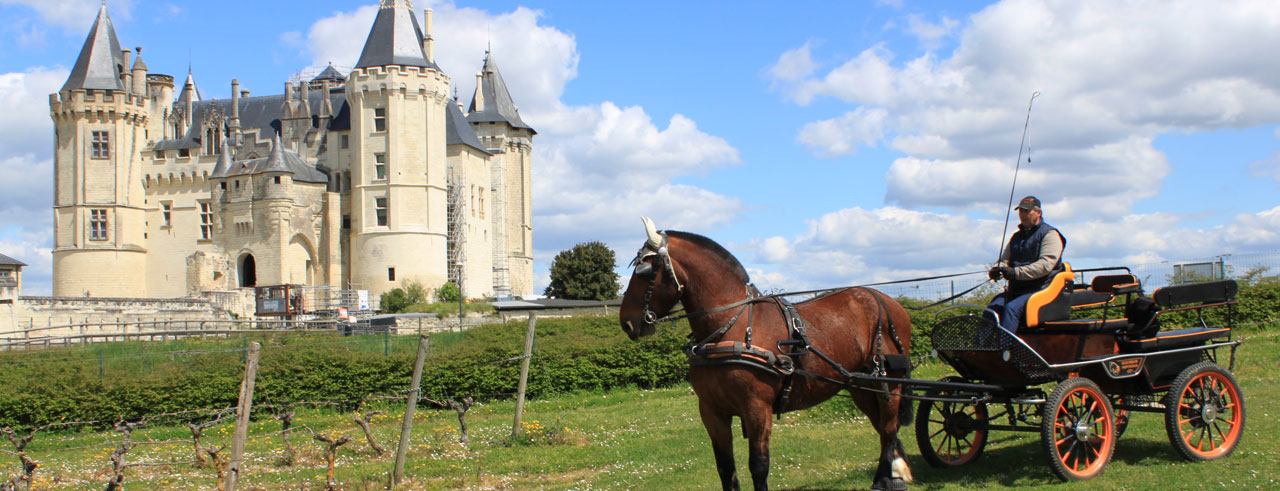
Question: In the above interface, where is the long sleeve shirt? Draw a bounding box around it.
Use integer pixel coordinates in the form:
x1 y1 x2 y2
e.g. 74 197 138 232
999 226 1064 281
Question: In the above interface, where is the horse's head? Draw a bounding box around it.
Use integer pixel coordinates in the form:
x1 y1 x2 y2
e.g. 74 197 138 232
619 217 685 340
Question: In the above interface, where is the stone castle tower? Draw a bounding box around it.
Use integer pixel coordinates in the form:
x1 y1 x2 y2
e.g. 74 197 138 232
49 0 534 301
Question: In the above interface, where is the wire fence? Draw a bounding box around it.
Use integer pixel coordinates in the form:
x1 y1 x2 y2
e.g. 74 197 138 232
0 324 575 490
874 249 1280 302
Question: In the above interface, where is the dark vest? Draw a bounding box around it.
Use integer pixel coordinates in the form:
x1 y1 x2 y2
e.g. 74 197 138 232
1007 221 1066 295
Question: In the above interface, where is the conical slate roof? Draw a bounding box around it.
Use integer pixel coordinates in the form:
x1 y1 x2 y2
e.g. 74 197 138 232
222 133 328 184
178 70 202 102
61 3 124 92
446 102 489 154
466 52 534 133
210 140 233 178
311 63 346 83
354 0 437 70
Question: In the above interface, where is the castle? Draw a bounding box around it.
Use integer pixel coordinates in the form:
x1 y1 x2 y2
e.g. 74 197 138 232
48 1 535 302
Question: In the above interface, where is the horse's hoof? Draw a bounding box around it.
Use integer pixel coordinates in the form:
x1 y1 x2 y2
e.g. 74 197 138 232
871 477 908 491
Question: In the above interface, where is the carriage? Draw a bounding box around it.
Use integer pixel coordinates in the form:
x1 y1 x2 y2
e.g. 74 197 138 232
913 265 1245 481
620 218 1246 490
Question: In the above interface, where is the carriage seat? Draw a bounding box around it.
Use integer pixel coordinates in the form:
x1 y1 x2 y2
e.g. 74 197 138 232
1031 273 1143 333
1019 264 1075 330
1118 279 1238 352
1118 327 1231 353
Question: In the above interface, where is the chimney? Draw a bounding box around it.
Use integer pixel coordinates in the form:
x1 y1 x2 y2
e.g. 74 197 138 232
423 9 435 63
473 72 484 112
120 49 132 93
230 78 242 143
184 80 194 129
241 89 250 99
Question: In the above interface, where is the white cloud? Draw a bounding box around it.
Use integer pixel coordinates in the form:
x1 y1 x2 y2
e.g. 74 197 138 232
772 0 1280 217
905 13 959 49
0 0 133 29
0 68 63 243
769 42 817 84
797 106 888 157
1248 152 1280 184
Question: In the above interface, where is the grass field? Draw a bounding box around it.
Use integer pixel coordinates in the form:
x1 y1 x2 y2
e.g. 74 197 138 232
8 329 1278 490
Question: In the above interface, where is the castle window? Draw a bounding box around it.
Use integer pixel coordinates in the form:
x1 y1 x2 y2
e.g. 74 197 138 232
342 214 351 229
479 189 485 219
179 148 190 158
373 107 386 132
375 153 387 180
161 202 172 227
155 150 165 159
199 202 213 239
341 134 349 149
89 209 108 240
274 176 282 184
376 197 388 226
91 131 110 159
220 182 227 190
388 267 395 281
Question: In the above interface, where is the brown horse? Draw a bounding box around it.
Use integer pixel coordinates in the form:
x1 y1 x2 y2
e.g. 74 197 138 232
619 218 914 491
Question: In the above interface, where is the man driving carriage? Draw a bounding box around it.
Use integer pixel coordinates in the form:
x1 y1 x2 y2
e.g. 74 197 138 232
986 196 1067 333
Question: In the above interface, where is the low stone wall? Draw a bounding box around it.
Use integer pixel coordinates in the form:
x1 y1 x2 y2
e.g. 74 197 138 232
1 295 234 340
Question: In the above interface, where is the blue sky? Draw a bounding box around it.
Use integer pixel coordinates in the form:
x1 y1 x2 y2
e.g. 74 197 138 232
1 0 1278 297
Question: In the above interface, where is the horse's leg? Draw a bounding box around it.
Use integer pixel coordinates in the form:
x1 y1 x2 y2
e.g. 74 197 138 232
850 389 912 490
740 402 774 491
699 401 740 491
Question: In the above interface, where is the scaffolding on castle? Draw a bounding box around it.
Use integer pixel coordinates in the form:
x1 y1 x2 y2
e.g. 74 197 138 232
446 165 466 294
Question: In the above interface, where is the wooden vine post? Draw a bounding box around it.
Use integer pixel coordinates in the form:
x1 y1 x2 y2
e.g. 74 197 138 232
391 335 429 487
511 313 536 439
224 341 261 491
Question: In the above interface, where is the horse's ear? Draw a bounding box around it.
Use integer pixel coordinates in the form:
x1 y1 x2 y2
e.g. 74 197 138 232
642 216 662 248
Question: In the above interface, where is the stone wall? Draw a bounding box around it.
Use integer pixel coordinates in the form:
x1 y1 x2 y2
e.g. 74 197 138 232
1 295 234 341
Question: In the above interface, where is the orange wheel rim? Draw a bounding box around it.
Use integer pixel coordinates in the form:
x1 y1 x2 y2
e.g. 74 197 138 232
1177 371 1242 459
928 401 985 464
1052 386 1113 476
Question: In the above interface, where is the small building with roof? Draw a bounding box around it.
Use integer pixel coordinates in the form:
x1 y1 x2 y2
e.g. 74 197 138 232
0 254 25 302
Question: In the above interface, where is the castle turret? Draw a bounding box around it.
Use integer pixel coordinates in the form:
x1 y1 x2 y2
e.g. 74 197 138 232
50 2 150 297
130 47 147 96
347 0 452 296
467 51 535 297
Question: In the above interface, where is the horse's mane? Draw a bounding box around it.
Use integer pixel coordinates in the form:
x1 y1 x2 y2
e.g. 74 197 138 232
664 231 751 285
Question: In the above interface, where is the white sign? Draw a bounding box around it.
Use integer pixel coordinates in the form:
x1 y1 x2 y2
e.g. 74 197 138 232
357 290 370 310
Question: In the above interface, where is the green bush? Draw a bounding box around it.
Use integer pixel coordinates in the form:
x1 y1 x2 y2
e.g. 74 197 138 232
0 316 687 428
436 282 461 303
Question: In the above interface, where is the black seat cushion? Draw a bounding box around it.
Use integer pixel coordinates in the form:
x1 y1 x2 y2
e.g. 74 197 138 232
1118 327 1230 353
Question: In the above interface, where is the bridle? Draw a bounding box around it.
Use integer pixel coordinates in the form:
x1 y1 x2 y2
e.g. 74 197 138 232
624 232 684 327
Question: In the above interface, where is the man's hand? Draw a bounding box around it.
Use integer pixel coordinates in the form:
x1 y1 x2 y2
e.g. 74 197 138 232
988 266 1014 281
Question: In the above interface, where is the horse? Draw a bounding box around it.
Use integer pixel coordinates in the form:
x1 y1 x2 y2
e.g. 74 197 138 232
619 217 914 491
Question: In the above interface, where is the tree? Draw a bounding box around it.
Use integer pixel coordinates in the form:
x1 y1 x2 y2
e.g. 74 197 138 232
544 241 620 300
436 282 461 303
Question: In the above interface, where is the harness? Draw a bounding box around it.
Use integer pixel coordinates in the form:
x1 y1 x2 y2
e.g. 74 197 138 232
624 232 915 415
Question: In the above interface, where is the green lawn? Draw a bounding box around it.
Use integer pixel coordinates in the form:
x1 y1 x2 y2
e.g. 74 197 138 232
10 329 1279 490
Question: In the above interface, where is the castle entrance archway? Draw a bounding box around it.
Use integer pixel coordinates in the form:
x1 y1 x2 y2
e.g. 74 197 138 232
240 254 257 287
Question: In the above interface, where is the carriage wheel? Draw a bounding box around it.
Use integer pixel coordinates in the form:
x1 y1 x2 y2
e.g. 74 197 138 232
915 376 988 468
1041 377 1115 481
1163 362 1245 462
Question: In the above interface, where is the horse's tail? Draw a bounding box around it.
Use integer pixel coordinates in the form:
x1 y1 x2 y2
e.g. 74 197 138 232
898 381 914 423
